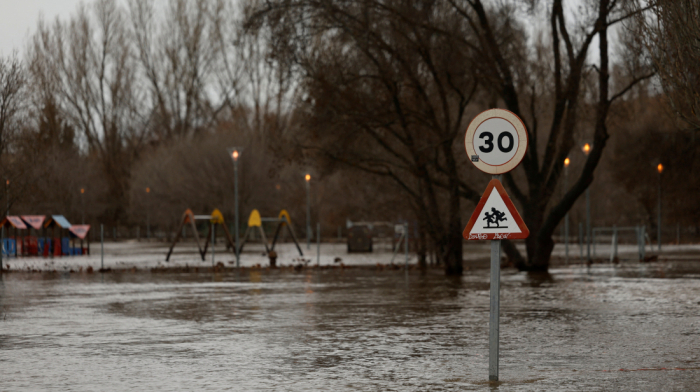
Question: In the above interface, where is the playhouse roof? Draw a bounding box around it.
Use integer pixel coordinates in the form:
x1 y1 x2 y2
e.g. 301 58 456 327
69 225 90 239
21 215 46 230
44 215 72 229
1 216 27 229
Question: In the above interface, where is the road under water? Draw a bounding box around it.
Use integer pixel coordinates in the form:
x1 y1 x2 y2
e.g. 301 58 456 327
1 262 700 391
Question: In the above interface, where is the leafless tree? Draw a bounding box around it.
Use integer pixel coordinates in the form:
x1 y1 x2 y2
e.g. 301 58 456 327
0 54 26 156
633 0 700 130
27 0 147 222
129 0 227 141
248 0 657 273
247 0 483 274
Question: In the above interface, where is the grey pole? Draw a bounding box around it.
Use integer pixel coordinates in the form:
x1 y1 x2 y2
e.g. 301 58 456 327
234 156 240 268
611 225 618 263
586 187 591 263
564 164 569 265
212 224 216 267
316 222 320 266
100 224 104 271
404 223 409 270
306 177 311 250
658 169 662 252
578 222 584 261
81 190 85 224
489 174 501 382
6 180 9 215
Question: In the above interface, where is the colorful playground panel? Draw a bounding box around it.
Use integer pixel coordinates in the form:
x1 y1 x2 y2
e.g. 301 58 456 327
0 215 87 257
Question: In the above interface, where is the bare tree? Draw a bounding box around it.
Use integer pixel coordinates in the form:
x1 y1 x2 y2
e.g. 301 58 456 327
129 0 227 141
633 0 700 130
250 0 656 273
0 54 25 156
248 0 482 274
27 0 147 222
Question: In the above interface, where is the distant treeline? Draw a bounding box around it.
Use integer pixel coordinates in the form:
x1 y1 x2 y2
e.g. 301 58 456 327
0 0 697 273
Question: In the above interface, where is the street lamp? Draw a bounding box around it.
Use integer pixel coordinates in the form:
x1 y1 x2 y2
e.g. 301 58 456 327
80 188 85 224
564 157 570 264
582 143 591 264
657 163 663 251
228 148 242 268
305 174 311 250
146 187 151 239
5 179 9 215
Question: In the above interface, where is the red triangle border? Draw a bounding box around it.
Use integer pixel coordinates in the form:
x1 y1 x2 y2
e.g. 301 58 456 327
463 179 530 240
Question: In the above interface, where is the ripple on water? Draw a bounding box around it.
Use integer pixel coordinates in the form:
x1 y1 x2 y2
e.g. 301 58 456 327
1 262 700 391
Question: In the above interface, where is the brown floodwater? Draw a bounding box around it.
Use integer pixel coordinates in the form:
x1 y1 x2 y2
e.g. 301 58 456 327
1 262 700 391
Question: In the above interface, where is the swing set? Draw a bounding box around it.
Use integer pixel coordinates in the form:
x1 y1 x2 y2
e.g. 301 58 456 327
165 209 236 262
237 209 304 256
165 208 304 262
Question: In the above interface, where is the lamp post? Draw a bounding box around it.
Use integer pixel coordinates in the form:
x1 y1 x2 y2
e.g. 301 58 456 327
305 174 311 250
582 143 591 264
146 187 151 239
564 157 570 264
5 179 9 215
80 188 85 224
230 149 241 268
657 163 663 251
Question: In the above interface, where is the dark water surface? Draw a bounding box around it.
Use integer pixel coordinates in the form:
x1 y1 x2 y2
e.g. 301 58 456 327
1 262 700 391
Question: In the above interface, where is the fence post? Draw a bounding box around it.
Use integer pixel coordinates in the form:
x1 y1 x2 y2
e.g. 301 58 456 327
610 225 618 263
100 224 104 271
578 223 584 261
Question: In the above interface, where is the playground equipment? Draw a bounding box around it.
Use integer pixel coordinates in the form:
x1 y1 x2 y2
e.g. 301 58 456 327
21 215 45 256
238 209 303 256
1 216 27 257
166 209 236 262
44 215 72 256
68 225 91 255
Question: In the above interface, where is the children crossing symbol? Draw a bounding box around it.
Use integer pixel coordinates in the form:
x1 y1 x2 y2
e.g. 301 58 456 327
483 208 507 228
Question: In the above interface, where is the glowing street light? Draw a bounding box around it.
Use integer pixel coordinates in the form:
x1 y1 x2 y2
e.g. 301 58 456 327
582 143 591 264
228 147 242 267
305 174 311 250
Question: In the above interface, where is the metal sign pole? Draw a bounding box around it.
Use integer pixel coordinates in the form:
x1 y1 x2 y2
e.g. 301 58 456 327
463 109 530 383
489 174 501 382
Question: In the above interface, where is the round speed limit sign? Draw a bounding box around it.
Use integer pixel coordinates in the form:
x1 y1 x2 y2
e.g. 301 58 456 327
465 109 528 174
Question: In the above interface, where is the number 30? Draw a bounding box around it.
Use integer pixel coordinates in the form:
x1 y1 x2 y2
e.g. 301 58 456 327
478 132 514 153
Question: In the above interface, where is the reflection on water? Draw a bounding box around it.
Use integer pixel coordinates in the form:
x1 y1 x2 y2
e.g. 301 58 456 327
1 262 700 391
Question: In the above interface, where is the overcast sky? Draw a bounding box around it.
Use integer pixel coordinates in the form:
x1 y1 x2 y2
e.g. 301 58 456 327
0 0 82 56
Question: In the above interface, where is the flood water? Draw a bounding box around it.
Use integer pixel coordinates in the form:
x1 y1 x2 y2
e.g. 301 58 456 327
1 262 700 391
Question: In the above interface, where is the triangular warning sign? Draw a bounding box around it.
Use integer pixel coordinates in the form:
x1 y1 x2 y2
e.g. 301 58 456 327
463 179 529 240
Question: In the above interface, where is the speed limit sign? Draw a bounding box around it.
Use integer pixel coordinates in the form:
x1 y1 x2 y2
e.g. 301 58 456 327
465 109 528 174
